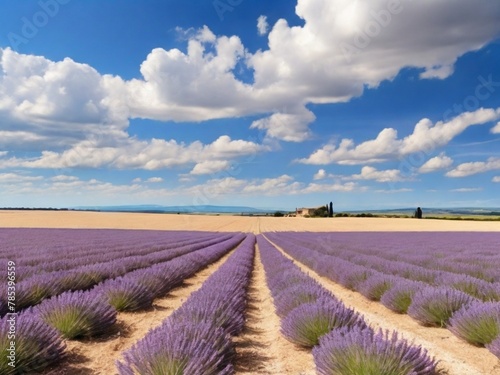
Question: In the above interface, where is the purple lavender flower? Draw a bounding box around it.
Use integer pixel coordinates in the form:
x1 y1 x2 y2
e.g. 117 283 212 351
486 335 500 358
0 311 66 374
380 279 424 314
170 296 246 336
99 278 154 311
268 272 317 297
313 326 439 375
127 267 175 299
273 284 334 318
117 321 234 375
437 274 500 302
281 298 367 347
37 290 117 339
408 287 477 327
338 266 373 291
14 275 56 310
448 301 500 346
54 266 106 293
358 273 397 301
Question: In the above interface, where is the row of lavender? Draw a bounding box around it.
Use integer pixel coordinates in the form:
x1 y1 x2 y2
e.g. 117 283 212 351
0 228 210 262
0 230 239 315
257 235 439 374
117 234 255 374
0 232 246 373
277 232 500 283
265 232 500 304
16 234 220 281
0 229 225 280
265 232 500 359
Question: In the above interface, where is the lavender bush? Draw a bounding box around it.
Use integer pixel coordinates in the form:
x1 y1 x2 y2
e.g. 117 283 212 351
99 278 154 311
358 273 396 301
55 265 107 292
273 284 334 318
170 291 246 336
338 266 373 291
486 335 500 358
448 301 500 346
437 274 500 302
127 267 178 299
281 298 367 347
13 276 56 310
37 290 117 339
0 311 66 374
268 273 319 297
117 321 233 375
408 287 476 327
313 326 440 375
381 280 424 314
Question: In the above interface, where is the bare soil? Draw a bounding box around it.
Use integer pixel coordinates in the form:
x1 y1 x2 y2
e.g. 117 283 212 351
234 246 315 375
2 210 499 374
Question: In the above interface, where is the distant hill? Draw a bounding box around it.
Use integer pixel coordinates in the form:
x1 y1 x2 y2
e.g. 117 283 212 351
3 205 499 217
71 204 281 214
345 207 500 217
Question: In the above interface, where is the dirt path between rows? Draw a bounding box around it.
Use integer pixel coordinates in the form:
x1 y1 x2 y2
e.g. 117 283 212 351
234 245 314 375
42 249 236 375
264 236 500 375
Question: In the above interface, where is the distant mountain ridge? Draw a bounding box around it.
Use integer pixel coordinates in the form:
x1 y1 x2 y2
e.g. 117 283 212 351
72 204 280 214
347 207 500 216
3 205 500 216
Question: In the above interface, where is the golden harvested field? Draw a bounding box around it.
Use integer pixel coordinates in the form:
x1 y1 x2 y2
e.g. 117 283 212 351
1 210 499 374
1 210 499 233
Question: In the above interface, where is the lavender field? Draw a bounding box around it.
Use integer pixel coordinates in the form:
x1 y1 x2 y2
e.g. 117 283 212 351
1 228 499 374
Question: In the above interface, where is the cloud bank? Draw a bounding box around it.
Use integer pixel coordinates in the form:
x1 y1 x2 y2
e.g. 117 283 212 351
1 0 499 151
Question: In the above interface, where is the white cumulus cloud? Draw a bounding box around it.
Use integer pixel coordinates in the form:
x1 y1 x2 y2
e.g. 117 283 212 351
186 174 361 200
257 15 269 35
446 157 500 178
298 108 500 165
451 188 483 192
351 166 406 182
0 135 267 171
190 160 231 175
301 181 360 194
491 121 500 134
51 175 79 182
374 188 413 194
0 48 128 149
146 177 164 183
250 107 315 142
313 169 327 180
0 173 43 183
0 0 499 147
418 153 453 173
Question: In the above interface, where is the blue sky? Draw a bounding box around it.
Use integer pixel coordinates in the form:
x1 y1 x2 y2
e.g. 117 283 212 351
0 0 500 211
